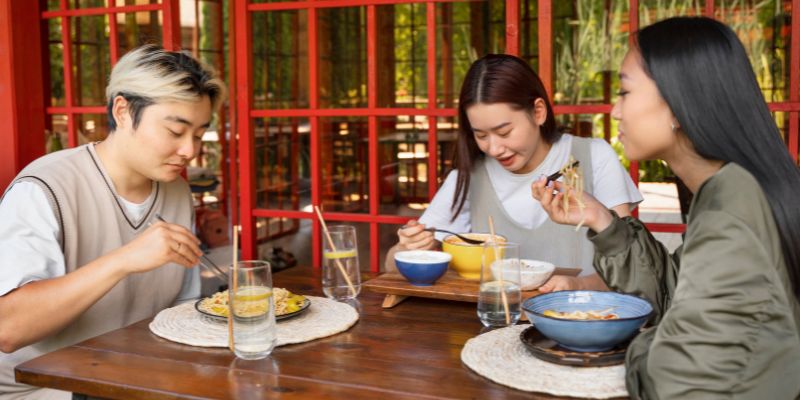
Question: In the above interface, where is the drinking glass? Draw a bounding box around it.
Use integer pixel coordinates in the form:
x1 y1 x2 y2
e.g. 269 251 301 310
477 242 522 328
322 225 361 301
228 260 277 360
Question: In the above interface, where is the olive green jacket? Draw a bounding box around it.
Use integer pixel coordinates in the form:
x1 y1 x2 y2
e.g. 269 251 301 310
588 163 800 399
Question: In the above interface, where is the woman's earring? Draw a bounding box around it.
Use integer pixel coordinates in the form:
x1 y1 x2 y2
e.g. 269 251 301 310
671 122 677 132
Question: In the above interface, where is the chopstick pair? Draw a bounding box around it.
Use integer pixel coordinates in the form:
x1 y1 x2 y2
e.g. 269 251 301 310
154 214 228 281
545 160 580 185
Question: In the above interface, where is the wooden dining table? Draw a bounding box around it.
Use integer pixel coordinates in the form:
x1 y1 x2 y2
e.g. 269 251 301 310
15 266 605 399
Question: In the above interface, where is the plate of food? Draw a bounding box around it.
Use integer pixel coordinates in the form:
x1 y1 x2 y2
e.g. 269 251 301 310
195 287 310 322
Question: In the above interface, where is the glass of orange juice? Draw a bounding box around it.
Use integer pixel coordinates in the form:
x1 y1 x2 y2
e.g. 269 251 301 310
322 225 361 301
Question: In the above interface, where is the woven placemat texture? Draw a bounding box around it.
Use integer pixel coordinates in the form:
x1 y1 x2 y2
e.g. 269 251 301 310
149 296 358 347
461 325 627 399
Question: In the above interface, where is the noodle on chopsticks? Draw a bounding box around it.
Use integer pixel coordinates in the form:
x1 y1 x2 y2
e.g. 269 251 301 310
558 156 586 231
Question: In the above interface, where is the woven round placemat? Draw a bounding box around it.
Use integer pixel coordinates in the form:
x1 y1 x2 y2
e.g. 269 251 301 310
149 296 358 347
461 325 627 399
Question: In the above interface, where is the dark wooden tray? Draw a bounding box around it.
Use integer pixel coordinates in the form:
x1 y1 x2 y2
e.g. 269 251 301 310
519 326 627 367
363 267 581 309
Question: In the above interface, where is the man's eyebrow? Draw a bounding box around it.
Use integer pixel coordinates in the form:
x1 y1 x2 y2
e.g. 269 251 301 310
165 115 211 129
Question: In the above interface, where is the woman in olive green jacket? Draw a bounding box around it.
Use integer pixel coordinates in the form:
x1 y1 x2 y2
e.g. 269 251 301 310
532 17 800 399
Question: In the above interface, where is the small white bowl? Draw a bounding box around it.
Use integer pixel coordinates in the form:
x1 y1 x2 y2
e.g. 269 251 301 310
491 259 555 291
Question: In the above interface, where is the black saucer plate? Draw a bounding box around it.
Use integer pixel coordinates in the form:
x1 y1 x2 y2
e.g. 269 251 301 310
519 326 627 367
194 297 311 322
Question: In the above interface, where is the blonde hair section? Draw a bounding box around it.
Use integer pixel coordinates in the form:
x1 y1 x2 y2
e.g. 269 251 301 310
106 45 226 114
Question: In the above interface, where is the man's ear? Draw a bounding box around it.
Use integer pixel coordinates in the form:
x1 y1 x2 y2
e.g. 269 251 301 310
112 95 129 130
532 98 548 126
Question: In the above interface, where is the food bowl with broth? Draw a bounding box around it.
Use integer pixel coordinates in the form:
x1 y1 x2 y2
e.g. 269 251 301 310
441 233 506 280
522 291 652 352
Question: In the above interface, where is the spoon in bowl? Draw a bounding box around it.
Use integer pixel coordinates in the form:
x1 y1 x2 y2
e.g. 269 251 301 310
400 226 485 245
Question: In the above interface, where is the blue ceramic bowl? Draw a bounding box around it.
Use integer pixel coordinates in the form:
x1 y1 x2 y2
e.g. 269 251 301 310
394 250 451 286
522 291 653 352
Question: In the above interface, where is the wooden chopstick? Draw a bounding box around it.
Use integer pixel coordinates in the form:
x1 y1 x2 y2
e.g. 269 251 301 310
228 225 239 352
487 216 511 325
314 206 358 298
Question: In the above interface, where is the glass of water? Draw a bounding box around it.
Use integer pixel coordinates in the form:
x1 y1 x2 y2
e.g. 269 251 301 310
322 225 361 301
228 260 277 360
478 242 522 328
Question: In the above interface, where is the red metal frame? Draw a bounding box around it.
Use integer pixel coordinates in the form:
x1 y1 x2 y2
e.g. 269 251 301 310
790 0 800 161
0 0 46 188
42 1 184 149
233 0 800 271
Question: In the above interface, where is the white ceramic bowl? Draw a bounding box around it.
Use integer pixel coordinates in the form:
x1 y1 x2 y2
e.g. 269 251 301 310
491 259 555 291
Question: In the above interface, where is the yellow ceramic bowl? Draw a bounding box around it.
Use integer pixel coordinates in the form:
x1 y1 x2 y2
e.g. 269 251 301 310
441 233 506 280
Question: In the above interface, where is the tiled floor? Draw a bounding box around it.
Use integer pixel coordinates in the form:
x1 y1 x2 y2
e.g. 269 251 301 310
199 182 684 296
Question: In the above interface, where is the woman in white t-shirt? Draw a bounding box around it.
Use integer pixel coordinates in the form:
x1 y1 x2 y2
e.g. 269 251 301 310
385 54 642 292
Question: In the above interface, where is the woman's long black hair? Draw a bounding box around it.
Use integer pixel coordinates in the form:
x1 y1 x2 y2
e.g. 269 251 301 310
637 17 800 301
451 54 559 221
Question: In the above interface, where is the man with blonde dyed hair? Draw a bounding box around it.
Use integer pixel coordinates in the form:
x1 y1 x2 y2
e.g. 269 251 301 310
0 45 225 399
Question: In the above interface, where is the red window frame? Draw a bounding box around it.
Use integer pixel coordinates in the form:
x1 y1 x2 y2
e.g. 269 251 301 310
41 1 182 149
234 0 800 271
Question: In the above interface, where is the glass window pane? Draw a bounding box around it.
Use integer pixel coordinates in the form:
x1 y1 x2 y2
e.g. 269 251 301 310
519 0 539 71
48 16 65 107
716 0 791 102
116 11 163 56
378 115 430 214
252 10 309 109
254 217 305 263
639 0 704 26
198 1 224 64
552 1 629 105
374 4 426 108
772 111 789 142
179 0 198 51
73 0 106 8
555 113 616 141
320 117 369 213
76 113 110 144
318 7 367 109
72 15 111 106
46 114 69 153
47 0 61 11
435 1 504 108
254 117 310 212
112 0 160 6
435 116 458 183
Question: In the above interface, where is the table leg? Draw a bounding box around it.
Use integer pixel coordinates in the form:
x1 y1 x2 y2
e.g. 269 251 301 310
382 294 408 308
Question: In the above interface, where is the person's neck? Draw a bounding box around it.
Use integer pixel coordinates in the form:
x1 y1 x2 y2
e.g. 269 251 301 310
662 142 724 194
94 138 153 203
516 140 552 174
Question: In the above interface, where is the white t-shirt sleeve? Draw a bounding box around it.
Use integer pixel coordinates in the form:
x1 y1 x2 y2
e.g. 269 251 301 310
589 138 643 210
418 170 471 242
0 182 65 297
